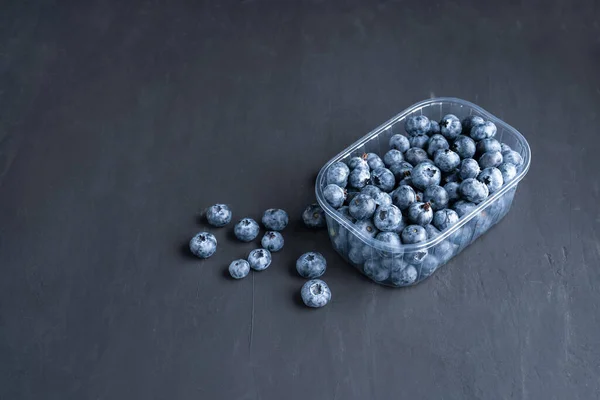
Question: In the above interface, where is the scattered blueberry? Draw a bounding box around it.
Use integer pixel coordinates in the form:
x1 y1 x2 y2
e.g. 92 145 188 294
370 167 396 192
261 231 284 252
405 115 431 136
301 279 331 308
365 153 385 170
470 121 497 140
302 204 326 229
262 208 289 231
434 149 461 173
326 162 350 187
189 232 218 259
461 115 485 133
389 161 413 181
389 134 410 152
390 265 418 286
391 185 417 210
427 134 450 157
459 178 489 203
401 225 427 244
248 248 272 271
411 162 441 190
423 185 449 211
363 258 390 282
444 182 461 202
296 252 327 278
440 114 462 140
206 204 232 227
452 135 477 159
459 158 481 180
407 202 434 226
476 138 501 156
409 134 430 149
323 184 346 208
234 218 260 242
349 194 377 220
498 162 517 182
373 204 403 232
433 209 460 231
478 151 503 169
502 150 523 166
229 259 250 279
405 147 429 166
383 149 404 167
452 200 478 217
347 156 369 170
348 167 371 189
478 167 504 193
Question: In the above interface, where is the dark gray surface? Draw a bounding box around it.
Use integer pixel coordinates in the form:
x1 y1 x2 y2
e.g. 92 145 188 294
1 1 600 399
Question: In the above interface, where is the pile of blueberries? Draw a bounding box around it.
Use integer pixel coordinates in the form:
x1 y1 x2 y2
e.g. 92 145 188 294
189 206 332 308
303 113 524 286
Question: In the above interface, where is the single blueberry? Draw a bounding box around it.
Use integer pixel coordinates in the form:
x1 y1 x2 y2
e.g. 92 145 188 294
478 151 503 169
452 135 477 159
500 143 512 153
296 252 327 278
262 208 289 231
391 185 417 210
409 134 429 149
375 231 402 248
389 134 410 152
229 259 250 279
189 232 217 259
347 156 369 170
424 224 441 239
373 204 403 232
206 204 232 227
502 150 523 166
323 184 346 208
423 185 449 211
361 185 381 198
439 114 462 140
427 134 450 157
411 162 441 190
476 138 501 156
419 255 441 280
407 202 434 226
326 162 350 187
433 209 460 231
390 265 418 286
301 279 332 308
459 178 489 203
404 147 429 166
477 167 504 193
461 115 485 133
428 120 441 135
302 203 326 229
365 153 385 170
459 158 481 180
373 191 393 207
452 200 478 217
402 224 427 244
349 194 377 220
234 218 260 242
349 219 379 248
261 231 284 252
363 258 390 282
497 162 517 182
389 161 413 181
434 149 461 173
444 182 461 202
470 121 497 141
348 168 371 189
248 248 272 271
370 167 396 192
405 115 431 136
383 149 404 167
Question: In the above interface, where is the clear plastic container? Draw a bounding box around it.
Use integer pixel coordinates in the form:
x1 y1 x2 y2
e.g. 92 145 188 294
316 97 531 287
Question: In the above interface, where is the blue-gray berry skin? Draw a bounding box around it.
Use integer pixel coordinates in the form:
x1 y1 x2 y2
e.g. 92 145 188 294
478 167 504 193
383 149 404 167
459 158 481 180
424 224 441 239
476 138 501 156
261 231 284 252
409 134 429 149
363 258 390 282
389 134 410 152
391 185 416 211
433 209 460 231
399 177 413 187
373 204 403 232
452 135 477 159
470 121 497 140
411 162 441 190
419 255 441 280
365 153 385 170
189 232 217 258
206 204 232 227
428 120 441 135
405 147 429 166
427 134 450 157
296 252 327 278
452 200 478 217
497 162 517 182
500 143 512 153
370 167 396 192
348 168 370 189
375 231 402 248
444 182 461 202
405 115 431 136
361 185 381 199
401 225 427 244
323 184 346 208
348 245 367 265
434 149 461 173
302 204 326 228
349 219 379 248
440 114 462 140
478 151 503 169
436 240 458 263
407 202 434 226
502 150 523 166
301 279 331 308
389 161 413 181
234 218 260 242
248 248 272 271
262 208 289 231
229 259 250 279
326 162 350 187
390 265 418 286
337 205 354 222
459 178 489 203
347 156 369 170
451 225 474 246
461 115 485 133
349 194 377 220
373 191 392 207
423 185 449 211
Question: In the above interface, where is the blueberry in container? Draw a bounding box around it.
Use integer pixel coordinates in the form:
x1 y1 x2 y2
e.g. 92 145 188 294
316 98 531 287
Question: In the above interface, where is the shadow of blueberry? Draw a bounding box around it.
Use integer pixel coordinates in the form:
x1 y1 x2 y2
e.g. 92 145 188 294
179 241 198 260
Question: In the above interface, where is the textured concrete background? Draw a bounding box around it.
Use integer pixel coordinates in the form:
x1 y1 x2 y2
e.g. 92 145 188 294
1 1 599 399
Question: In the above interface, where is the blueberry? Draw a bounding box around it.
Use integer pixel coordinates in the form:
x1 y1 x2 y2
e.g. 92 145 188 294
326 162 350 187
428 120 441 135
363 258 390 282
407 202 434 226
345 190 360 205
459 158 481 180
370 167 396 192
391 185 417 210
434 149 461 173
261 231 284 252
502 150 523 166
373 191 393 207
500 143 512 153
419 255 441 279
389 161 413 181
436 240 458 263
411 162 441 190
470 121 497 140
433 209 460 231
427 134 450 157
405 115 431 136
452 200 478 217
296 252 327 278
350 219 379 246
337 205 354 222
206 204 232 227
302 203 326 228
348 245 367 264
444 182 461 202
405 147 429 166
365 153 385 170
348 168 371 189
189 232 217 258
477 167 504 193
349 194 377 220
498 162 517 182
390 265 418 286
247 248 272 271
323 184 346 208
476 138 501 156
409 134 429 149
423 185 449 211
399 177 413 187
402 225 427 244
461 115 485 133
452 135 477 159
478 151 503 169
229 259 250 279
389 134 410 152
439 114 462 140
347 156 369 170
451 224 474 246
361 185 381 199
459 178 489 203
262 208 289 231
373 204 403 232
424 224 441 239
375 231 402 248
234 218 260 242
383 149 404 167
301 279 331 308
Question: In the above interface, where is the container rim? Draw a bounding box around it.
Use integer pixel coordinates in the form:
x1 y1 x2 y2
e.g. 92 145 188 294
315 97 532 253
